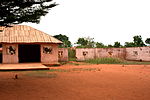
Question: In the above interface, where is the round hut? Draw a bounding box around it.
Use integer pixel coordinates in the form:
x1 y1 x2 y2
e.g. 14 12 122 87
0 25 62 64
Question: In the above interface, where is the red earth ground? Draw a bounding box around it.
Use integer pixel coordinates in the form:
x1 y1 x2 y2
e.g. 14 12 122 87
0 64 150 100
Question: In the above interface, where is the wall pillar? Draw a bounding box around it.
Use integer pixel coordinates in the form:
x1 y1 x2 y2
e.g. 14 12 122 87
41 44 59 64
2 44 19 63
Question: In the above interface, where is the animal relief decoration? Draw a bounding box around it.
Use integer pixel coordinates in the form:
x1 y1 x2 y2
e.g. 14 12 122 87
6 46 16 55
133 51 138 56
58 51 63 58
108 51 113 56
43 46 52 54
83 51 88 56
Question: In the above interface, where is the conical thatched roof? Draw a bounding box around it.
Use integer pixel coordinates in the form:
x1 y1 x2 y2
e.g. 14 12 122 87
0 25 62 44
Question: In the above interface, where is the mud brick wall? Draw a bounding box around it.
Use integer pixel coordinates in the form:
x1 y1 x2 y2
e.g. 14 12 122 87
76 47 150 61
3 44 19 63
76 48 95 61
95 48 126 59
58 48 68 62
41 44 59 64
126 47 150 61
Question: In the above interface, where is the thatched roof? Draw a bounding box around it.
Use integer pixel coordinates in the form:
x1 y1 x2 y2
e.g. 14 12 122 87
0 25 62 44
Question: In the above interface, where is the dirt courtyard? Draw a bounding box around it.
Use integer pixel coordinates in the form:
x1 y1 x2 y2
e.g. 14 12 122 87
0 64 150 100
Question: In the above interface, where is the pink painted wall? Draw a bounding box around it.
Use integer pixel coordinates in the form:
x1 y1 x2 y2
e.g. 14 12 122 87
58 48 68 62
2 43 60 64
126 47 150 61
76 47 150 61
41 44 59 64
2 44 19 63
76 48 95 61
95 48 126 59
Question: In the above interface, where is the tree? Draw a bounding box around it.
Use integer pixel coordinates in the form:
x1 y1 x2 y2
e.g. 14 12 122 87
107 44 113 48
86 37 95 48
76 37 95 48
124 35 146 47
0 0 57 26
133 35 145 47
113 41 122 48
76 38 88 46
96 42 105 48
124 42 135 47
54 34 71 48
145 38 150 45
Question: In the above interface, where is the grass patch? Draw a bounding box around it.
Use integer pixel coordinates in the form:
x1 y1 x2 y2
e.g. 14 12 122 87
69 57 76 61
49 69 70 72
68 48 76 61
85 57 123 64
122 61 150 65
72 68 97 71
67 62 80 66
25 71 57 78
49 68 97 72
85 57 150 65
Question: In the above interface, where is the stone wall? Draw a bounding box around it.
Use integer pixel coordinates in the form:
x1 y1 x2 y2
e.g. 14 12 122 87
58 48 68 62
76 47 150 61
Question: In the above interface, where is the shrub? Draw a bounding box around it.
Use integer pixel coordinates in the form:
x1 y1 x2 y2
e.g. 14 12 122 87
68 48 76 61
85 57 123 64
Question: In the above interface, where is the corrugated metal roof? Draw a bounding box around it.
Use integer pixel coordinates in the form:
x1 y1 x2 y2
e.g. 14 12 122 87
0 25 62 44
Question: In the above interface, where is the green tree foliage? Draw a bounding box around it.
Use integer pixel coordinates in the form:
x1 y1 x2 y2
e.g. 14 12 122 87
113 41 122 48
145 38 150 45
76 38 88 46
133 35 145 47
76 37 95 48
124 35 146 47
68 48 76 61
0 0 57 26
107 44 113 48
86 37 95 48
124 42 135 47
54 34 71 48
96 42 105 48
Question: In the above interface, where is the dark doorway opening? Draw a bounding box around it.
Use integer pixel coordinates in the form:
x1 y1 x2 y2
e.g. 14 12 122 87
19 44 40 63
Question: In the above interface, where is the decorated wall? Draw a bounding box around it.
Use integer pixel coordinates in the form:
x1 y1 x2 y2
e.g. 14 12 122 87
126 47 150 61
76 47 150 61
41 44 59 64
2 44 18 63
2 43 60 64
58 48 68 62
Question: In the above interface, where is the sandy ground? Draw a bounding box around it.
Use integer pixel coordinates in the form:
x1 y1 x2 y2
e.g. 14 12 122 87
0 64 150 100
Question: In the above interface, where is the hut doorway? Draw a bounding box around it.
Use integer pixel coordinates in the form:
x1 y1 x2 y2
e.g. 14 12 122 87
19 44 41 63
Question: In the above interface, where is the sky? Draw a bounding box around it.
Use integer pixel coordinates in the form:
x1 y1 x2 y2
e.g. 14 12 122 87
23 0 150 45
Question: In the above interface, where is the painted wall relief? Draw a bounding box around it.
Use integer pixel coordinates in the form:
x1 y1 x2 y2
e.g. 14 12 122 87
6 46 16 55
108 51 113 56
43 46 52 54
83 51 88 56
58 51 63 58
133 51 138 55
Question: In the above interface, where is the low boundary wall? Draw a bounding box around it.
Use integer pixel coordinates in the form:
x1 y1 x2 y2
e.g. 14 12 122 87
76 47 150 61
58 48 68 62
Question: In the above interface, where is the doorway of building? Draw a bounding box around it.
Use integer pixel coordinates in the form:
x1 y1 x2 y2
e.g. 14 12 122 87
19 44 40 63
